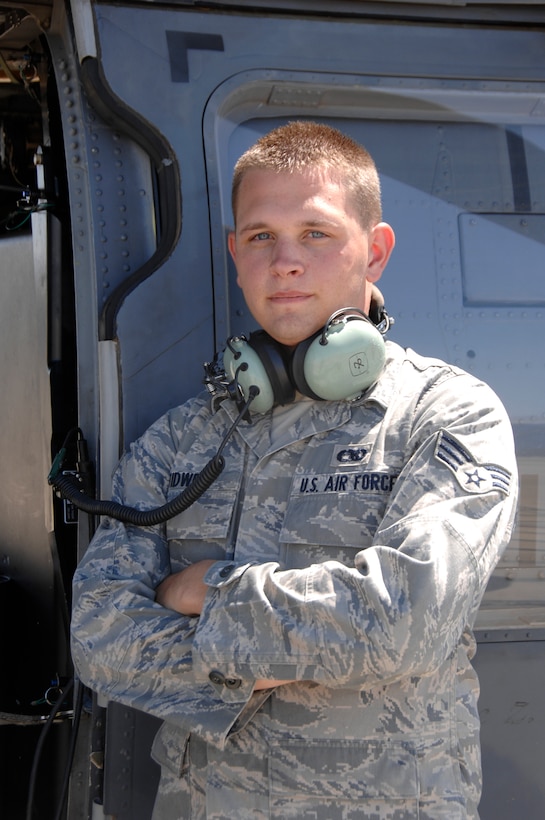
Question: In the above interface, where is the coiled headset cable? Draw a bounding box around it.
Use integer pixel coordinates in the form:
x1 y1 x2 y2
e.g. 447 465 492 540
48 388 258 526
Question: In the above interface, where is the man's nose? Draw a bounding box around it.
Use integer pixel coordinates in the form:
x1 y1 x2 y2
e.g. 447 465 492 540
270 238 305 276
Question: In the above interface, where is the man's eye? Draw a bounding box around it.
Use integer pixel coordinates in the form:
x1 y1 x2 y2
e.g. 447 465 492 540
309 230 326 238
252 232 271 241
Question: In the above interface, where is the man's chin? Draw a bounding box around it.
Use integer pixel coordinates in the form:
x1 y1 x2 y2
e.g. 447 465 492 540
266 332 314 350
264 322 324 349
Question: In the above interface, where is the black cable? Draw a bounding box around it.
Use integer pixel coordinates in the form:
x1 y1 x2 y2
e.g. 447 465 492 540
26 678 74 820
50 452 225 526
48 389 258 526
53 678 84 820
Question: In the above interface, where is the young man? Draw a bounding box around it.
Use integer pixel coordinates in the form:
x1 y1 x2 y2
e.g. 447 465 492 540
71 122 518 819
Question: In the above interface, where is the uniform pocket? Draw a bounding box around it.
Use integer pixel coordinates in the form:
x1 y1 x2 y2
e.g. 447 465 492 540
165 481 239 541
165 465 242 567
270 739 418 819
279 491 386 568
150 721 190 777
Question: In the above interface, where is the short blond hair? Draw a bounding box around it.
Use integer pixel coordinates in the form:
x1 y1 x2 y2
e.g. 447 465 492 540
231 121 382 229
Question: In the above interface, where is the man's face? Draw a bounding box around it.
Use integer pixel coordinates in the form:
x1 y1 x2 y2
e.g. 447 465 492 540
228 168 394 347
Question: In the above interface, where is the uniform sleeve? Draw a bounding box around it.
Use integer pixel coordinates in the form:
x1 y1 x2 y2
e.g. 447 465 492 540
191 374 518 688
70 406 255 733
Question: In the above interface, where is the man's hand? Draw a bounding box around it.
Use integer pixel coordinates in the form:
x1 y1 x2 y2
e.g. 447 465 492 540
155 559 216 616
253 678 294 690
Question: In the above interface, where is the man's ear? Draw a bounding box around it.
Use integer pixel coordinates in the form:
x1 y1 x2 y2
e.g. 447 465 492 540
366 222 395 284
227 231 242 287
227 230 236 262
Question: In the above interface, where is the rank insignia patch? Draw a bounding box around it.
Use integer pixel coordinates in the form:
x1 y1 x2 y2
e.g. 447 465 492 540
434 431 512 496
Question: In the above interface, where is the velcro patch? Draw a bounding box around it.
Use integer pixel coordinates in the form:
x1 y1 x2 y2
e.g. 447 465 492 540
330 444 370 467
434 430 512 495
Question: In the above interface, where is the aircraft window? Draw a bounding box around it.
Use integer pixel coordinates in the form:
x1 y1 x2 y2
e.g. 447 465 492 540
459 213 545 306
205 79 545 610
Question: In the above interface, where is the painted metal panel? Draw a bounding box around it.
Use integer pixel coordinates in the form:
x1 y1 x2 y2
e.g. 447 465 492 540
475 636 545 818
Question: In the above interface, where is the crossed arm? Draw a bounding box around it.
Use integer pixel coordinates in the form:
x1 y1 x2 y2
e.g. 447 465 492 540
155 559 293 691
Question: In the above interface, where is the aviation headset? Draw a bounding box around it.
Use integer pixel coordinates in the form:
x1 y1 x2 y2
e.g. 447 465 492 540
222 292 393 415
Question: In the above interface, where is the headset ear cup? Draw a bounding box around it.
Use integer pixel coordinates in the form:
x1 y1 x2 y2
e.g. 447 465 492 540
223 332 295 414
291 319 386 401
290 333 323 400
249 331 296 406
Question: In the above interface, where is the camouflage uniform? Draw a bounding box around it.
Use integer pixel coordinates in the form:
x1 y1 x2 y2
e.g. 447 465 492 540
71 342 518 819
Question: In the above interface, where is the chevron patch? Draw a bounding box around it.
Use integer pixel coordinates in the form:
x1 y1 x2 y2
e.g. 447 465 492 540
434 430 512 496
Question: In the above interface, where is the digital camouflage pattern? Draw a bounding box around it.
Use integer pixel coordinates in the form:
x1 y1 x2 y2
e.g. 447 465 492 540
71 341 518 819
